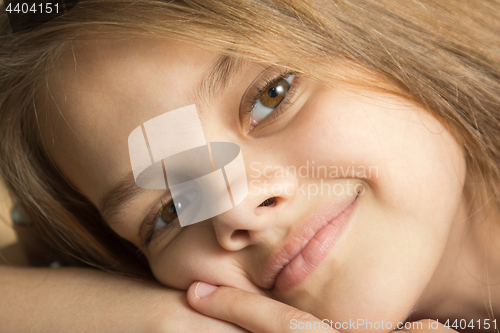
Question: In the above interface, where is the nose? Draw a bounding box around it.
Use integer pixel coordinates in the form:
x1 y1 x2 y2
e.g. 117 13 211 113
210 170 297 251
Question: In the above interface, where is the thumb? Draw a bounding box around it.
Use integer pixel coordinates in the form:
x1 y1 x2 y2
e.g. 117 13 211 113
187 281 329 333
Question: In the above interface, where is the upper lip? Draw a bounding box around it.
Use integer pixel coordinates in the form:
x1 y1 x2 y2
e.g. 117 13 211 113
259 195 358 289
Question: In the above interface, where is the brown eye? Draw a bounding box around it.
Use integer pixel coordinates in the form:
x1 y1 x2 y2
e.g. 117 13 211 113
259 78 290 108
248 74 295 132
159 201 178 226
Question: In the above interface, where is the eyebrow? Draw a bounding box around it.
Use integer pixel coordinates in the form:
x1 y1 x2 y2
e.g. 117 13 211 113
99 54 242 224
99 170 146 225
194 54 243 114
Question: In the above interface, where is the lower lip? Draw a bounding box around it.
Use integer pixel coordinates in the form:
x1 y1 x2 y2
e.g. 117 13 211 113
274 198 357 291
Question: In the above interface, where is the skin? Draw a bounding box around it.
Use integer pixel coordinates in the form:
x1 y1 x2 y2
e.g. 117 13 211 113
39 37 500 332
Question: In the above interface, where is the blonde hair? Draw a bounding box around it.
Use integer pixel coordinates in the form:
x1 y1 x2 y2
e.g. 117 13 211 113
0 0 499 278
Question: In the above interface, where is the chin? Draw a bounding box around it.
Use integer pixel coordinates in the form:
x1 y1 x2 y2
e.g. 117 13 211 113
272 259 419 333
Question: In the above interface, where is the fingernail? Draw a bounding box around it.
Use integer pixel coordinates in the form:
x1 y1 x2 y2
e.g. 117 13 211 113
194 282 218 299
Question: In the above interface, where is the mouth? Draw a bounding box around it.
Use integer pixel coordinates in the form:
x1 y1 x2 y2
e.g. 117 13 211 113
260 194 358 291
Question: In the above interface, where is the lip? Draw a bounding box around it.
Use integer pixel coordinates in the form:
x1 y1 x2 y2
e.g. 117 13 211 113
260 194 358 291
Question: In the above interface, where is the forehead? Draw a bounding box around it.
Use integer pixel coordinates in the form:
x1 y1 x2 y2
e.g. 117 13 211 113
40 38 218 206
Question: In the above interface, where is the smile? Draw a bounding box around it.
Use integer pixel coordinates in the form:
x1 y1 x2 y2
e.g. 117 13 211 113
260 194 358 291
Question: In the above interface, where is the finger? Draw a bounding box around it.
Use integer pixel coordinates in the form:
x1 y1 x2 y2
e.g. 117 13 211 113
187 281 333 333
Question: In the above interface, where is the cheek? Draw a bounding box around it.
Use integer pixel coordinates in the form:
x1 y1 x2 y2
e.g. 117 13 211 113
288 87 465 224
148 227 258 292
272 88 466 324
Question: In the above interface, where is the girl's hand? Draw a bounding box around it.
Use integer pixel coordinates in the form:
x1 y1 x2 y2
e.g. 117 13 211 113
0 266 249 333
187 281 328 333
187 281 456 333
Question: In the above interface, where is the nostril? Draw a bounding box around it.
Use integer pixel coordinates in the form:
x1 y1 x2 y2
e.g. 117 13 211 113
231 229 248 241
259 197 277 207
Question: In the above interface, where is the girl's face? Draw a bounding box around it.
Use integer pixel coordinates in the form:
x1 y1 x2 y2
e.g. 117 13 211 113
42 38 466 329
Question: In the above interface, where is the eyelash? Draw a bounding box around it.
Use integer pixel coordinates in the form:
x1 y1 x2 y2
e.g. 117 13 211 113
142 197 175 248
242 69 298 131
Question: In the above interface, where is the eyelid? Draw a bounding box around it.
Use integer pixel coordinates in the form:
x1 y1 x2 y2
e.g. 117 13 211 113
139 191 172 249
239 67 298 133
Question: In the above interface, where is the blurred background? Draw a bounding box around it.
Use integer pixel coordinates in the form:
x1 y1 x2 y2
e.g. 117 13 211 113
0 179 15 248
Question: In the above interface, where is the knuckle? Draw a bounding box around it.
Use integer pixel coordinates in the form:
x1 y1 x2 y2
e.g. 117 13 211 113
282 306 316 323
271 307 319 332
225 291 247 319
